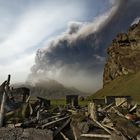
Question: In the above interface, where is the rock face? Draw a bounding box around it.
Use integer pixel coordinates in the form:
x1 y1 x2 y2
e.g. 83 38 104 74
103 21 140 86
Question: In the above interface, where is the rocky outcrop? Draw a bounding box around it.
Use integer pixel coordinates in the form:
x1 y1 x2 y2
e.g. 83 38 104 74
103 21 140 86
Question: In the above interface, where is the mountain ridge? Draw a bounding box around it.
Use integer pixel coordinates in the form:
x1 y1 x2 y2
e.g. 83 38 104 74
13 79 88 99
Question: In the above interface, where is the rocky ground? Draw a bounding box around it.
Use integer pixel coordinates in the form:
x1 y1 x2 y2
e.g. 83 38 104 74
0 128 53 140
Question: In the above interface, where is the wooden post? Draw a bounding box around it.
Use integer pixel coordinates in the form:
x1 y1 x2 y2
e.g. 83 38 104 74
5 74 11 93
0 75 11 127
0 92 7 127
7 74 11 85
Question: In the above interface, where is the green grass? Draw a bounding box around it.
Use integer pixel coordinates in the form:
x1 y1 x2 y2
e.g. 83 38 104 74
51 99 66 106
78 100 89 106
51 99 89 107
89 71 140 103
30 96 89 107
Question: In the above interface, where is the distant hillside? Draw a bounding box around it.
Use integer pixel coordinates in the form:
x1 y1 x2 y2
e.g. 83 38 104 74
13 79 87 99
90 21 140 102
90 71 140 102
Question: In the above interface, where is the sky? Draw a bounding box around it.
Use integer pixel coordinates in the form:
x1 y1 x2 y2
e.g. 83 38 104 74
0 0 140 92
0 0 109 82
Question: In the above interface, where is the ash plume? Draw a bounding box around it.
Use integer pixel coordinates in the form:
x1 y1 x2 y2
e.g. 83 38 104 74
28 0 140 92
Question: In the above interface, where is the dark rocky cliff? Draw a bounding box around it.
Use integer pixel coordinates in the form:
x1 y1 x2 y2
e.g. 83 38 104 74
103 21 140 86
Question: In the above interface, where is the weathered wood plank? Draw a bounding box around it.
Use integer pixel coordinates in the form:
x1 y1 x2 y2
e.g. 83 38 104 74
81 133 111 138
0 92 7 127
42 116 70 129
54 118 71 137
92 118 112 134
60 132 69 140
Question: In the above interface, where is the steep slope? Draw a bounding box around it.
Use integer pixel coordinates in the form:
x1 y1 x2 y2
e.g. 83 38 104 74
91 72 140 102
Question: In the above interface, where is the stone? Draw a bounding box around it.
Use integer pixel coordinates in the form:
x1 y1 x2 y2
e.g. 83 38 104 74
0 128 53 140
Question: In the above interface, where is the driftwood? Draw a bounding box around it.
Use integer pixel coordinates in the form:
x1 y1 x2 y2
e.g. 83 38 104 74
81 134 111 138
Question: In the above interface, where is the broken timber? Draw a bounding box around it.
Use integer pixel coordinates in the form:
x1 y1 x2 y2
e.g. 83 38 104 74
53 118 71 137
81 134 111 139
60 132 69 140
42 115 70 129
0 75 10 127
0 92 6 127
92 118 112 134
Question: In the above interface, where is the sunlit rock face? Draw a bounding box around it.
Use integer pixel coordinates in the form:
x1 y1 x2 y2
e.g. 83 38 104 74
103 21 140 86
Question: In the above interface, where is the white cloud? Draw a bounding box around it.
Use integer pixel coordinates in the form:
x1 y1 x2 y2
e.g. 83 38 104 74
0 5 81 59
0 1 84 83
0 53 35 83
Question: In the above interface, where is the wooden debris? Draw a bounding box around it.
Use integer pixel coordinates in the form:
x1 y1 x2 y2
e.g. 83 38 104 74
88 102 97 120
0 75 11 127
129 104 137 112
15 123 22 127
101 102 114 112
102 124 120 135
60 132 69 140
109 113 140 139
92 118 112 134
53 118 71 137
81 133 111 138
42 116 70 129
116 99 127 107
0 92 7 127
